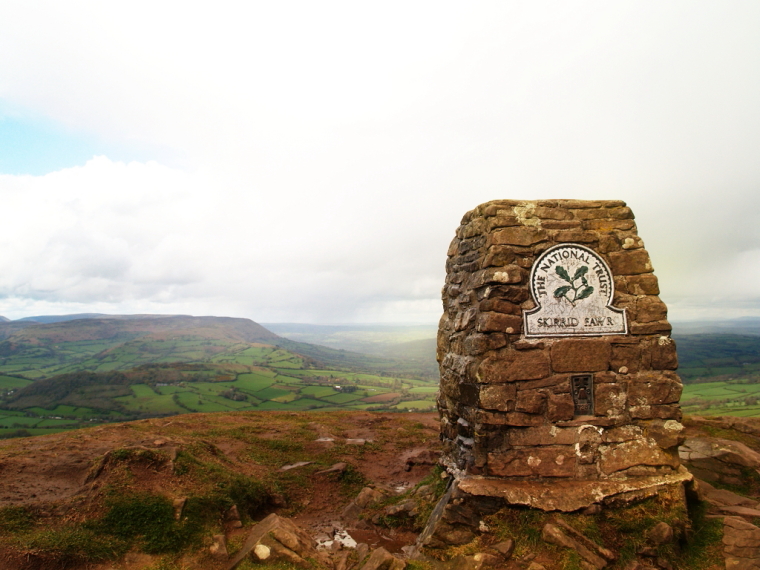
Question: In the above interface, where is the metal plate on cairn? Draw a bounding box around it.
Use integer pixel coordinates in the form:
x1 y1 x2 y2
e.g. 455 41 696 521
571 374 594 416
523 243 627 337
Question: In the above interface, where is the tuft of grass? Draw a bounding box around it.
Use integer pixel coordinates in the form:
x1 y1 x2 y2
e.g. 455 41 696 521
680 498 725 569
110 446 166 464
99 492 202 554
0 506 36 534
339 464 367 495
18 526 128 563
221 475 270 520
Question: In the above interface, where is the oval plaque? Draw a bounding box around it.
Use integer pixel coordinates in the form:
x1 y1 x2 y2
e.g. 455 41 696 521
523 243 627 337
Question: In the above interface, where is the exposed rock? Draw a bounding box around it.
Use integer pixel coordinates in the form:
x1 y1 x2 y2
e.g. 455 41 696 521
279 461 314 472
541 523 608 570
384 499 418 517
358 547 406 570
315 462 348 475
253 544 271 560
401 448 441 471
226 504 241 522
342 486 388 521
172 497 187 520
356 487 387 508
697 479 759 508
720 506 760 519
723 516 760 570
680 437 760 485
490 539 515 558
646 522 673 545
456 470 692 512
209 534 228 559
226 513 321 570
443 552 501 570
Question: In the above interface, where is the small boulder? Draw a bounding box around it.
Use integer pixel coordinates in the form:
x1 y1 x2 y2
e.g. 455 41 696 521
358 547 406 570
172 497 187 520
356 487 386 508
209 534 228 559
226 513 321 570
384 499 418 517
542 522 609 569
646 522 673 546
490 539 515 559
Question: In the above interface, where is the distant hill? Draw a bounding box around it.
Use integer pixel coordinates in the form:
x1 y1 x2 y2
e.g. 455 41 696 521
16 313 110 323
263 323 437 354
673 317 760 336
0 315 440 435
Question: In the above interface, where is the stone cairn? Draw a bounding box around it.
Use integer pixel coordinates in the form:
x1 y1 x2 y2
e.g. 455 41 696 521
422 199 692 548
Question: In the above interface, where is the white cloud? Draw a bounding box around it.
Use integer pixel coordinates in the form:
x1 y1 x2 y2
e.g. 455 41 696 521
0 2 758 322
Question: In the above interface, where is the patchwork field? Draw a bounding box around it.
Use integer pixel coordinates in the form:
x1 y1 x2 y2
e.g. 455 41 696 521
0 316 439 438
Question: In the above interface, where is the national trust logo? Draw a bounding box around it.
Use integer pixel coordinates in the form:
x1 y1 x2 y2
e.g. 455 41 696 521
523 243 627 337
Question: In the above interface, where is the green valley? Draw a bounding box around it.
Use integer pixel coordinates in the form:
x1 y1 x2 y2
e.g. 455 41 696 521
0 316 439 438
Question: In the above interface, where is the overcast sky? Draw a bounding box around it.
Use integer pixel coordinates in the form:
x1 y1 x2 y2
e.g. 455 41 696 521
0 1 758 324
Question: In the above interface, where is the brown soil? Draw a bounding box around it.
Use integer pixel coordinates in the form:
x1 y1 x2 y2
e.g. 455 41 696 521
0 410 441 569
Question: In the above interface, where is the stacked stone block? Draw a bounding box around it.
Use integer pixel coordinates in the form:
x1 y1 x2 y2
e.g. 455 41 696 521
438 199 684 482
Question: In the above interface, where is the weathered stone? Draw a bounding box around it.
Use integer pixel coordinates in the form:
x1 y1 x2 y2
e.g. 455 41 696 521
476 312 522 334
547 392 575 421
723 516 760 568
355 487 386 508
226 513 319 570
650 337 678 370
469 266 524 288
477 351 551 383
488 446 576 477
595 383 627 418
628 373 682 406
636 297 668 323
478 298 520 314
630 320 672 334
491 539 515 558
480 384 517 412
515 390 547 414
486 215 520 230
542 220 583 229
458 471 692 512
210 534 228 559
508 426 578 446
646 420 685 449
489 227 548 247
541 522 608 569
599 439 679 475
359 547 407 570
647 522 674 545
602 425 642 443
476 410 545 427
698 479 759 508
437 527 476 546
611 343 641 373
464 333 507 355
608 250 653 275
627 274 660 295
552 230 598 243
583 219 636 231
550 339 611 372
